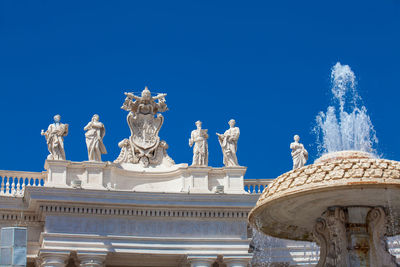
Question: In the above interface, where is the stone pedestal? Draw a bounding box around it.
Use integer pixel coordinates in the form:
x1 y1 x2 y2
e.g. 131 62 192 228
81 161 107 190
45 160 69 188
188 167 212 193
223 167 246 194
313 206 398 267
44 160 247 193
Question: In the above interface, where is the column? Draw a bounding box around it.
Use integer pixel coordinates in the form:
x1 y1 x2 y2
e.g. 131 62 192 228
38 251 70 267
187 256 216 267
77 253 107 267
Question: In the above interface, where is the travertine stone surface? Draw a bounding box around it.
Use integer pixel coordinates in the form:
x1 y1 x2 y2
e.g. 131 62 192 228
116 87 174 168
257 151 400 205
249 151 400 242
44 159 247 193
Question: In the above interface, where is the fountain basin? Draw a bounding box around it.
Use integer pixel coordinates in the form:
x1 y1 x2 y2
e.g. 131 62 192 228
249 151 400 241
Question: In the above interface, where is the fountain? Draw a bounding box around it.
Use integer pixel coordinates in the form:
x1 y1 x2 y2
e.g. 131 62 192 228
249 63 400 266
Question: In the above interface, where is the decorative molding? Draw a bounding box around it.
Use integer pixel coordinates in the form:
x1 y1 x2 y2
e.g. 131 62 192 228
38 250 70 267
39 204 249 219
313 207 349 267
259 157 400 204
0 211 42 226
367 207 398 267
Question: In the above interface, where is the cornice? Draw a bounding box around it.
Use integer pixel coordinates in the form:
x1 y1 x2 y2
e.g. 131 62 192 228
37 203 251 220
0 210 42 226
25 187 259 210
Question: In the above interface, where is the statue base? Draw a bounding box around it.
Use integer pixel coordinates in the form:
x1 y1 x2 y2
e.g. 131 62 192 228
44 160 247 194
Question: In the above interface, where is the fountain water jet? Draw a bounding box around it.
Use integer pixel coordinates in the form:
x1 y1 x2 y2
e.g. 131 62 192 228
315 62 377 155
249 63 399 266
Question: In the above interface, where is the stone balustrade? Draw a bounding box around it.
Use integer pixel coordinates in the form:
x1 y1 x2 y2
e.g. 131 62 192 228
0 170 46 196
244 179 273 194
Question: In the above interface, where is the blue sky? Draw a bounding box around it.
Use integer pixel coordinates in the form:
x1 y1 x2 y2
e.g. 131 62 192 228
0 1 400 178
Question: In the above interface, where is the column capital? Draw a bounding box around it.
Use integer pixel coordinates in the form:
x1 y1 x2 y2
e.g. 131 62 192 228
187 255 217 267
223 256 251 267
77 252 107 267
38 250 70 267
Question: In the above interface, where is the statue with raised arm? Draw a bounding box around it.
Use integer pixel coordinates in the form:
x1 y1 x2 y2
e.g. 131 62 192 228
41 114 68 160
217 119 240 167
290 134 308 169
84 114 107 161
116 86 174 167
189 120 209 166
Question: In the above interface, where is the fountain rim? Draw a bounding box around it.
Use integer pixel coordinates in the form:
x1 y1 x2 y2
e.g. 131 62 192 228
248 151 400 241
248 183 400 241
314 150 374 164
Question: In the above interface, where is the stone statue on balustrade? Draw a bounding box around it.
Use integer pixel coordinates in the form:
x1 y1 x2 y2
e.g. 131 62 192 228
217 119 240 167
189 121 209 166
41 114 69 160
115 86 174 167
290 134 308 169
84 114 107 161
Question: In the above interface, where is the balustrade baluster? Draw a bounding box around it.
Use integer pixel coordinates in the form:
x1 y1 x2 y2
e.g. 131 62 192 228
11 178 16 195
6 178 10 195
0 171 45 197
244 179 272 194
21 182 25 196
16 178 21 195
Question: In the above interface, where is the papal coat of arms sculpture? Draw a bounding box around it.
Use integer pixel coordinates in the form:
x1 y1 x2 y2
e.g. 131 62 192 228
114 86 175 168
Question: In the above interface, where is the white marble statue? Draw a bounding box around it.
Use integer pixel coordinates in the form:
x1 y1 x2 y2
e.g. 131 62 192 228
116 86 174 167
84 114 107 161
189 121 209 166
217 119 240 167
290 135 308 169
41 114 69 160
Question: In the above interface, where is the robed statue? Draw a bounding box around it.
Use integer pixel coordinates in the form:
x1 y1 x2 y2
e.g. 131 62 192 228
41 114 68 160
217 119 240 167
84 114 107 161
115 86 174 167
189 120 209 166
290 134 308 169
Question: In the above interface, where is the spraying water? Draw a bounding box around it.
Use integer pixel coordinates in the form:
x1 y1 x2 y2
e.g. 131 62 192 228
250 227 319 266
314 62 378 155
